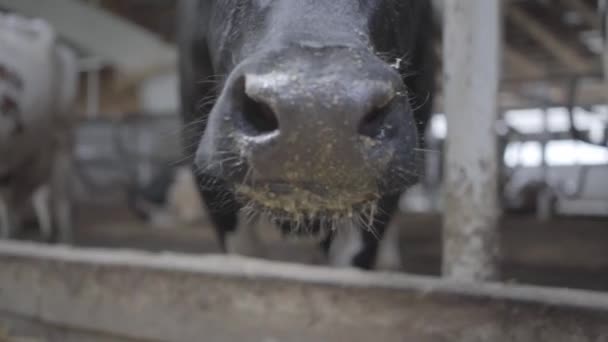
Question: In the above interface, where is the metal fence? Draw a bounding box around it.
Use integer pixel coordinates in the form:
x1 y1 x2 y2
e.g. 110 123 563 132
71 114 184 204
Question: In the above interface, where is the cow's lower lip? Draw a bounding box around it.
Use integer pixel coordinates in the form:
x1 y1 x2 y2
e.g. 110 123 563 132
245 200 378 220
255 181 331 196
240 180 376 196
235 183 379 217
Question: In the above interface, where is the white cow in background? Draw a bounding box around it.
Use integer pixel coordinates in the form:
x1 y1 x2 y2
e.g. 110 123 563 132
0 14 78 243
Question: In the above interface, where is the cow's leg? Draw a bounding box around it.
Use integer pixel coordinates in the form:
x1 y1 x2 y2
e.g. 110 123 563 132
328 225 400 270
201 198 265 257
198 184 239 250
374 219 403 271
327 223 363 268
0 196 15 239
32 185 53 242
351 229 384 270
50 150 74 244
196 171 265 257
223 210 266 258
328 194 402 270
206 206 265 258
52 190 73 244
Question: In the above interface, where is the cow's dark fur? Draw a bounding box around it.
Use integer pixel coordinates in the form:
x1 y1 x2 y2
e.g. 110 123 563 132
178 0 435 269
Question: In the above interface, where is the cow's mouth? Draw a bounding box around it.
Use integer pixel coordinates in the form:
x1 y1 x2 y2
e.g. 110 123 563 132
235 182 380 222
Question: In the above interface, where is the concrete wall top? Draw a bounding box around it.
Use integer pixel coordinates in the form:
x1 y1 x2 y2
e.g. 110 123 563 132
1 241 608 341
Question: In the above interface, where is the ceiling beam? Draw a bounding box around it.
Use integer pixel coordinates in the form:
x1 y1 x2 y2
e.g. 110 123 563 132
561 0 600 29
504 45 546 79
508 6 591 74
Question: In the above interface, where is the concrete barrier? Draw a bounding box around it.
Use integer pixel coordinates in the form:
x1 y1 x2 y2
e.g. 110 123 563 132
1 241 607 342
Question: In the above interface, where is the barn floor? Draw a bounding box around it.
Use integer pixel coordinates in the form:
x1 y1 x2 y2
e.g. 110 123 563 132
17 204 608 292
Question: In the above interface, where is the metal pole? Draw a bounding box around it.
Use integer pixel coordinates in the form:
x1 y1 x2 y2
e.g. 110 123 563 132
442 0 502 281
603 2 608 104
79 56 102 119
86 69 100 119
537 105 554 222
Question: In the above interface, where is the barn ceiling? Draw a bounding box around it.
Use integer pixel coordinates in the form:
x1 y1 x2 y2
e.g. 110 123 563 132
0 0 176 77
2 0 605 111
95 0 604 110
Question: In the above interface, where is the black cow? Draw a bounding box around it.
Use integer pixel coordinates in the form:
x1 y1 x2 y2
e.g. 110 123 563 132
178 0 435 269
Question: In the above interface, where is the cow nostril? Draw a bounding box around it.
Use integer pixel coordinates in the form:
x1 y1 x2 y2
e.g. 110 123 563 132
358 101 393 139
242 94 279 135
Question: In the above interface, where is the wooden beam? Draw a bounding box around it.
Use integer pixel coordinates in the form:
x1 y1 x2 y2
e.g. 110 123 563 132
509 6 591 74
437 38 545 81
504 46 546 79
443 0 501 281
562 0 600 29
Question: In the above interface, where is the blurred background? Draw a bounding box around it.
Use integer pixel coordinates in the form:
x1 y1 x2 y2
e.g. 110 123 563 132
0 0 606 291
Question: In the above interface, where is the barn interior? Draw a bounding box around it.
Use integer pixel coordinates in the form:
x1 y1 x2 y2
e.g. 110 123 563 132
0 0 607 341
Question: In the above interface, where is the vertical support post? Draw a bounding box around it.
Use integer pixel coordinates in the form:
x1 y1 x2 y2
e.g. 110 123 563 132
79 56 102 119
537 105 553 222
86 68 100 119
442 0 502 281
603 3 608 100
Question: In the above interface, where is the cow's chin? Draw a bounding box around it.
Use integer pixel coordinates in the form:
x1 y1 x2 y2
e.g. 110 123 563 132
235 184 380 228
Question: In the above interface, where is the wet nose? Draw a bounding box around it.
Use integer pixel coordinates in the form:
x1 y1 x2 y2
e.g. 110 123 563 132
237 72 399 141
220 66 412 189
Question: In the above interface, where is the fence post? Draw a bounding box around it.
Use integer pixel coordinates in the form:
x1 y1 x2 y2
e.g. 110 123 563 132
442 0 502 281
